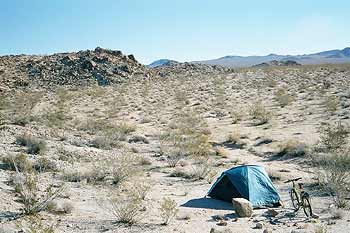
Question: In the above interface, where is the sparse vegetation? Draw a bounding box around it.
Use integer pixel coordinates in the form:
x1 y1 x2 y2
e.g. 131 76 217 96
248 101 271 125
159 197 178 225
324 95 339 115
318 121 349 152
274 88 294 107
16 133 47 155
109 193 143 224
276 140 307 157
1 57 350 232
11 169 64 215
311 151 350 208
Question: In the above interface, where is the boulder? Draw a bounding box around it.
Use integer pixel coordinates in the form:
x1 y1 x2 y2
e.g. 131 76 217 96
232 198 253 217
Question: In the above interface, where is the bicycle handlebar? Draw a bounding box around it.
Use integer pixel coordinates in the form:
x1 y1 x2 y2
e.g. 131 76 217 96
284 177 302 183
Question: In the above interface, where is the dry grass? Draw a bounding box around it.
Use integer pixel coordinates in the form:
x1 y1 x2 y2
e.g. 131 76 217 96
159 197 178 225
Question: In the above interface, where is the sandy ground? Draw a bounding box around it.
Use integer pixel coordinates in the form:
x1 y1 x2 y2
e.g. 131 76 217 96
1 65 350 233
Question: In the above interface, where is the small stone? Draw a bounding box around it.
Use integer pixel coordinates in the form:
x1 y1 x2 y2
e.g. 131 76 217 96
255 222 264 229
217 220 228 226
266 208 279 217
263 229 272 233
210 227 233 233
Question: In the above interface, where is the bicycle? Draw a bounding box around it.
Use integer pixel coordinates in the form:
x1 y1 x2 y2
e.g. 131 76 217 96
285 177 313 217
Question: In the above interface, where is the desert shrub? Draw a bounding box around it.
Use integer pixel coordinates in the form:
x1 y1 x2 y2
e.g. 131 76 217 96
116 122 137 135
61 170 85 183
128 135 149 144
318 121 349 152
230 109 242 124
90 136 114 149
276 140 307 157
57 146 77 164
166 148 186 167
226 132 246 148
11 169 64 215
0 94 9 125
124 180 151 201
44 88 73 129
16 133 47 155
1 153 32 172
311 151 350 208
33 157 57 172
314 225 328 233
18 216 56 233
109 194 143 224
78 119 136 140
85 152 139 185
160 128 212 160
215 147 229 158
169 168 192 179
159 197 178 225
11 91 42 126
190 158 217 183
248 101 271 125
274 88 294 107
138 156 152 166
324 95 339 115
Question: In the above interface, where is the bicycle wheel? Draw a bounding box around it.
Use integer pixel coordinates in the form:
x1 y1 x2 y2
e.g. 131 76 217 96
290 189 300 211
302 195 313 217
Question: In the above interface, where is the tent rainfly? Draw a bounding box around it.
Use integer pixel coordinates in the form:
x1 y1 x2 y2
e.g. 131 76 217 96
207 165 281 208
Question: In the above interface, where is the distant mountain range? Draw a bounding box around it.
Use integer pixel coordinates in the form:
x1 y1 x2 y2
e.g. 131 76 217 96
148 59 179 68
149 47 350 68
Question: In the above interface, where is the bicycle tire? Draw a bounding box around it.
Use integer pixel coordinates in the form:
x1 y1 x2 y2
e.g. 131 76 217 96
290 189 300 211
302 195 313 217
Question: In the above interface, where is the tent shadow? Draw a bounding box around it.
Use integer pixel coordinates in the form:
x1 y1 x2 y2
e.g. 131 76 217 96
181 197 233 210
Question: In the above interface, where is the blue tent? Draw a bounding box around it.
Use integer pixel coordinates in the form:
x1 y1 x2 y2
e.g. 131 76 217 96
208 165 281 208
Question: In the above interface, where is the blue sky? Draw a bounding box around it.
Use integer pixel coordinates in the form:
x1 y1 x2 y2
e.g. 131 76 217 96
1 0 349 64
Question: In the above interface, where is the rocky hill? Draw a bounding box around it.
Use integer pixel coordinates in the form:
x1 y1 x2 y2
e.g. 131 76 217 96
0 47 149 91
0 48 236 92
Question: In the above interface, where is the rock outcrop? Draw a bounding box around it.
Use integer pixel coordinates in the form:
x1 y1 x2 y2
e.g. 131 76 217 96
0 47 149 89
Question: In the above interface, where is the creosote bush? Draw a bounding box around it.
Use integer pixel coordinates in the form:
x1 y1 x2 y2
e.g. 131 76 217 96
11 168 64 215
160 109 212 160
18 216 56 233
107 184 146 225
190 158 217 183
16 133 47 155
11 91 42 126
311 151 350 208
276 140 307 157
230 109 243 124
159 197 178 225
1 153 32 172
83 151 140 185
248 101 271 125
274 88 294 107
324 95 339 115
318 121 349 152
